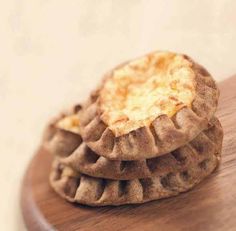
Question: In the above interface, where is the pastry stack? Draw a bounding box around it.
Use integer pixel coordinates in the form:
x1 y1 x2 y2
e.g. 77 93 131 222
44 51 223 206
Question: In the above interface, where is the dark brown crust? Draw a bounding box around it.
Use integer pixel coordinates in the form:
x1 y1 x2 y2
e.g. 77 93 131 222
79 53 219 160
49 144 221 206
43 105 82 158
44 110 223 180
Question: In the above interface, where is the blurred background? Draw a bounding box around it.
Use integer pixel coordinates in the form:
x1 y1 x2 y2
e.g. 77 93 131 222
0 0 236 230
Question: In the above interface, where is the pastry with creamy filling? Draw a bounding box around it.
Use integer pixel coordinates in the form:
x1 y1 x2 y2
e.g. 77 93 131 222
79 51 219 160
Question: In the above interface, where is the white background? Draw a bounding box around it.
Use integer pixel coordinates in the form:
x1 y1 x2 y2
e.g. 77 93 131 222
0 0 235 230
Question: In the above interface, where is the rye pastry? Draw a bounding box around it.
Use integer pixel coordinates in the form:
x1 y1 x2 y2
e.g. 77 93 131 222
45 108 222 180
50 140 221 206
79 51 219 160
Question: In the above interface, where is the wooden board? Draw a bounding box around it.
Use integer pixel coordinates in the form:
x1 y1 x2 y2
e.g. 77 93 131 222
21 76 236 231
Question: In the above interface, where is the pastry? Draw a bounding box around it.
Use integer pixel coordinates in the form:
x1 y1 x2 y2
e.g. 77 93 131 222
44 51 222 207
79 51 219 160
50 145 221 206
45 109 222 180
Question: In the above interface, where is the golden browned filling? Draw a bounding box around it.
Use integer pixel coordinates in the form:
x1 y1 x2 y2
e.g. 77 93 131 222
57 114 80 134
99 51 196 136
62 166 80 177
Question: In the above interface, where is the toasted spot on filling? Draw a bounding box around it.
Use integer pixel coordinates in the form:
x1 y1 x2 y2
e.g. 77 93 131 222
57 114 80 134
99 51 196 136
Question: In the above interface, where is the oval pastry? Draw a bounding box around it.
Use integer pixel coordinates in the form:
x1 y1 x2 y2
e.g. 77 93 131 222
79 51 219 160
49 142 221 206
44 107 223 181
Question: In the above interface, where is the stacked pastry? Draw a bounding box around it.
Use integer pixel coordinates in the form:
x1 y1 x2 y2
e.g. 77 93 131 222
44 51 223 206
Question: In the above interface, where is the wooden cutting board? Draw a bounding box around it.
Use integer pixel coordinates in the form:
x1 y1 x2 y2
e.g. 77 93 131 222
21 76 236 231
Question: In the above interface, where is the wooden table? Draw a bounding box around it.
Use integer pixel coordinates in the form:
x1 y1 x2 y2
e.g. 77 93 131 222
21 76 236 231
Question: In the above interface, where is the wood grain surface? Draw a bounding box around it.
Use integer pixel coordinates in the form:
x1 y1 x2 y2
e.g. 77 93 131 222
21 76 236 231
